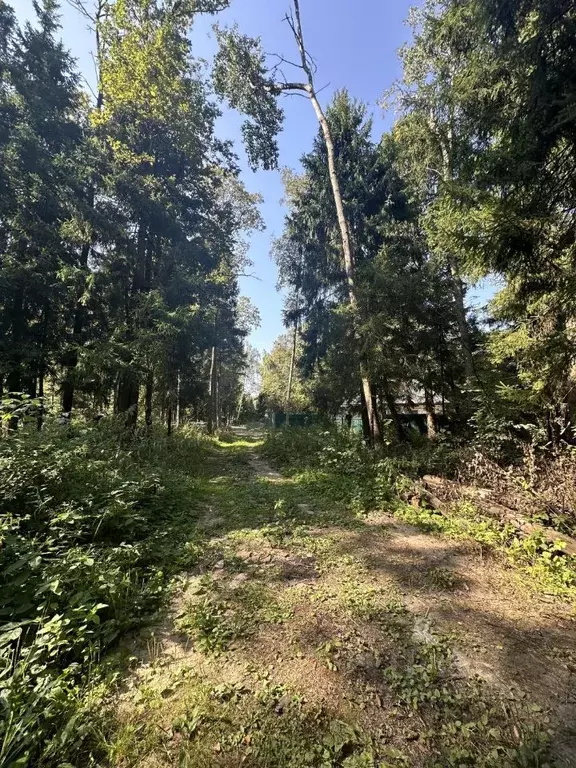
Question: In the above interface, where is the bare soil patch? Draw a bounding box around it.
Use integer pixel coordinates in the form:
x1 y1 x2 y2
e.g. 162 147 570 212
112 447 576 767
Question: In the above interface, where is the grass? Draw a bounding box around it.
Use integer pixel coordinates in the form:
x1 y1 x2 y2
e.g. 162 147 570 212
393 499 576 599
0 420 211 766
104 430 556 768
263 427 576 601
2 424 565 765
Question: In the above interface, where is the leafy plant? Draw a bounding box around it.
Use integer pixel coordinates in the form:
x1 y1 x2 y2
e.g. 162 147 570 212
0 420 207 765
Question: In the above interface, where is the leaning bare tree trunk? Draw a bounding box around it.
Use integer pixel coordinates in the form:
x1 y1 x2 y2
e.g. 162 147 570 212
285 321 298 428
283 0 382 446
311 98 381 443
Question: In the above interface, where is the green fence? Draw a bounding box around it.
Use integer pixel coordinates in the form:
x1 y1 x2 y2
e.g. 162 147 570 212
335 414 363 433
270 412 322 428
270 412 365 432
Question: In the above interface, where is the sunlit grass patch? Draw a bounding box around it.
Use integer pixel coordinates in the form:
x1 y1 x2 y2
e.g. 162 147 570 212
394 500 576 601
106 433 557 767
176 572 292 654
112 671 382 768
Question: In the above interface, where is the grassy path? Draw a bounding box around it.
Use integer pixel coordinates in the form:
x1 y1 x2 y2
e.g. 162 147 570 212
108 435 575 768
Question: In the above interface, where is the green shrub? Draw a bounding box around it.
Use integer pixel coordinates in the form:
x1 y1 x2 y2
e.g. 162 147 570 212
262 427 390 512
0 419 207 765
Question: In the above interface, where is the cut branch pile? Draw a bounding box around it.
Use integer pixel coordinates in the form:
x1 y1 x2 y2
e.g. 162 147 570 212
408 475 576 557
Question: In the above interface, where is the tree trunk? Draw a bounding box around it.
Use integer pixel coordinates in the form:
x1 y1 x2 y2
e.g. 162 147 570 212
176 371 181 429
287 0 382 446
430 112 475 387
145 371 153 428
449 264 475 383
424 387 437 439
36 304 48 431
207 345 217 434
61 236 91 414
61 359 75 414
308 92 381 444
58 1 105 416
360 388 371 443
361 369 382 445
7 280 25 431
167 402 172 436
285 322 298 428
382 383 406 442
37 369 45 431
116 371 139 428
116 220 147 428
215 360 220 431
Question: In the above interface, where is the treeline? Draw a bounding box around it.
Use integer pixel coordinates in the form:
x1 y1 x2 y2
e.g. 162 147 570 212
271 0 576 454
2 0 574 449
0 0 261 432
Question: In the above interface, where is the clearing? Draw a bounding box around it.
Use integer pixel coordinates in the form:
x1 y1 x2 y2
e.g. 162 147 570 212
109 434 576 768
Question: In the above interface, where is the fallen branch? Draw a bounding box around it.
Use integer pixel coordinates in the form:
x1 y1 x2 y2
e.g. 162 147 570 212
416 475 576 556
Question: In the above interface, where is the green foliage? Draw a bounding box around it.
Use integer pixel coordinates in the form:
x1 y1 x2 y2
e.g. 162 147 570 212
265 427 576 601
260 332 313 413
0 419 207 765
178 575 289 654
0 0 260 433
263 427 390 513
104 433 553 768
115 673 379 768
213 25 284 171
273 88 471 431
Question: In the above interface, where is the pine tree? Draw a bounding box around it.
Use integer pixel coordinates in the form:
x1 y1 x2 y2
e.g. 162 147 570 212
0 0 85 423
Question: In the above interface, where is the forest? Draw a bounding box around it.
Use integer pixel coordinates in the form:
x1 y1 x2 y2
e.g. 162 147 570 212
1 0 576 766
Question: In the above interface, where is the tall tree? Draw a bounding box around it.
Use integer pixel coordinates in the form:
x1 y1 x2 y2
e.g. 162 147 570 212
274 91 461 438
0 0 85 421
391 0 481 386
397 0 576 441
213 0 383 443
261 333 312 415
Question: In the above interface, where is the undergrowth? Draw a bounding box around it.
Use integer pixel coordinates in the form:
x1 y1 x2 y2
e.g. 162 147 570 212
112 516 553 768
262 428 576 600
0 418 208 766
2 424 568 766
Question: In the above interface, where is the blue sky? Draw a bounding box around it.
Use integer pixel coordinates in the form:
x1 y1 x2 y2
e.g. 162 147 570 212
14 0 421 352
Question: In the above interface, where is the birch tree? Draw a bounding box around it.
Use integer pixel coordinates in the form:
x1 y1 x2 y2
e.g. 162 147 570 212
213 0 383 443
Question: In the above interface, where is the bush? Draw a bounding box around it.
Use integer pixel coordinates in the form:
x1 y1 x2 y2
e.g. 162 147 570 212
263 426 467 514
0 418 207 766
262 427 398 512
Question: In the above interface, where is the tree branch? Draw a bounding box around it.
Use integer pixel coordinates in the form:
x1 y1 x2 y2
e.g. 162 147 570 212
272 81 310 94
267 52 305 71
64 0 96 21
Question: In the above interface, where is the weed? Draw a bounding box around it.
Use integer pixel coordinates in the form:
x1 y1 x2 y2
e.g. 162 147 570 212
0 420 208 765
177 576 291 653
316 638 343 671
112 670 378 768
427 566 462 590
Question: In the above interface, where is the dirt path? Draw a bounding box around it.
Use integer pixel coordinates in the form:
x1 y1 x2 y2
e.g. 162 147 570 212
111 440 576 768
336 513 576 761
